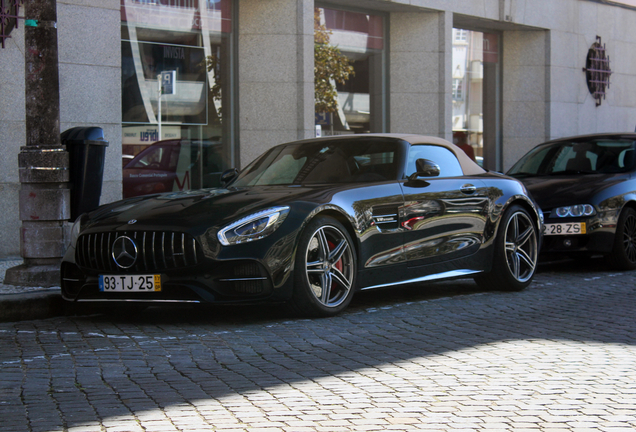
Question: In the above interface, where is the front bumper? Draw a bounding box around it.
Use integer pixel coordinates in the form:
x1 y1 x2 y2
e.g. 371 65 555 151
540 217 616 256
61 222 300 305
61 258 291 305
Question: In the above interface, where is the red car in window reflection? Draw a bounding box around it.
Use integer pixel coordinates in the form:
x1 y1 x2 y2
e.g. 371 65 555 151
122 139 225 198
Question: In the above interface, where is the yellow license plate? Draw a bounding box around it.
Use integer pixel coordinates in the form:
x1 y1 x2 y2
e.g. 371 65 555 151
543 222 586 236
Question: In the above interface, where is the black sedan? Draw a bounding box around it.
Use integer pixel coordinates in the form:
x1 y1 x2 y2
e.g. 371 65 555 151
508 132 636 269
62 134 542 317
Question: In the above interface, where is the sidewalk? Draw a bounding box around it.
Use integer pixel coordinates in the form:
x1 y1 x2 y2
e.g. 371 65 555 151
0 258 68 322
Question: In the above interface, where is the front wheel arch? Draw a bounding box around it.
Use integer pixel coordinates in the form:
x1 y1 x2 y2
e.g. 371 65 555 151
313 209 359 253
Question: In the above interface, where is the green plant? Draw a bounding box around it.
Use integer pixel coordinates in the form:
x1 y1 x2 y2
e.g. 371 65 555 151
314 8 354 114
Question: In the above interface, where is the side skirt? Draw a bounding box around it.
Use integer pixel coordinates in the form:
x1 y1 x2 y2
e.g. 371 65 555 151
360 269 483 291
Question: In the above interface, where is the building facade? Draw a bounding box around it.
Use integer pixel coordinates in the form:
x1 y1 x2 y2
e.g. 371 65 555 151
1 0 635 258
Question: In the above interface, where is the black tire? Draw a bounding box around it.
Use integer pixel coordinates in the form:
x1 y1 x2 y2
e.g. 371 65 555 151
475 204 538 291
288 216 357 317
605 207 636 270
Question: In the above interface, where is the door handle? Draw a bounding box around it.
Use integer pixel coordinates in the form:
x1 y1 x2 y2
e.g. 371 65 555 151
460 184 476 194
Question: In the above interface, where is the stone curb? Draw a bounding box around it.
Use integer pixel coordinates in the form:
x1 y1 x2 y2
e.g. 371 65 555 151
0 289 68 323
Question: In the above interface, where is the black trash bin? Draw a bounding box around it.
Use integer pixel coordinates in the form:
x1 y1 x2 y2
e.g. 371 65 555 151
61 127 109 221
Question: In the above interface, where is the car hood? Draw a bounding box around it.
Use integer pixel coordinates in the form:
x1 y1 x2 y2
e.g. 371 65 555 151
83 186 326 234
515 174 624 209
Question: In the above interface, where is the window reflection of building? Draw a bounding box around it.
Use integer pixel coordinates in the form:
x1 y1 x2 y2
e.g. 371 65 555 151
121 0 233 194
451 28 499 170
315 7 386 136
452 78 463 101
454 29 468 42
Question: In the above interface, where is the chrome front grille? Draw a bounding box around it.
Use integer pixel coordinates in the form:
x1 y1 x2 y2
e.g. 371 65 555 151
76 231 199 273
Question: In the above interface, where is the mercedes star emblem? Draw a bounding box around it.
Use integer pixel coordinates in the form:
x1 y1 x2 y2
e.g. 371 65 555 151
112 236 138 269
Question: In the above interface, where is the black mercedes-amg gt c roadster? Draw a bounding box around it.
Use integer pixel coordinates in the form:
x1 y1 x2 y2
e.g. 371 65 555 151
62 134 542 317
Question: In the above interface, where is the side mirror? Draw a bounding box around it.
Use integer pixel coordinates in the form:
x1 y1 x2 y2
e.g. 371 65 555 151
408 159 440 181
220 168 239 186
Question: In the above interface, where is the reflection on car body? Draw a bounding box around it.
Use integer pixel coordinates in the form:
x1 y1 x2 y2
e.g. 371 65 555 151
62 134 541 317
508 132 636 269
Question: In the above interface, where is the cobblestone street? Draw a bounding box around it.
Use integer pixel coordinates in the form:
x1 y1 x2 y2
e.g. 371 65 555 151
1 259 635 432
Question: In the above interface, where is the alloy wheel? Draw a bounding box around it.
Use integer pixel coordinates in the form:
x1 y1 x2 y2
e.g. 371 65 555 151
504 211 538 283
305 225 354 308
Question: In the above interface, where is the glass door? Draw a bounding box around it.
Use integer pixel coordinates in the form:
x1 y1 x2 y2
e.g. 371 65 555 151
451 29 500 171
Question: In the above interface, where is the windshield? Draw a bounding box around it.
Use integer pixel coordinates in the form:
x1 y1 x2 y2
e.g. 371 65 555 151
232 139 400 186
508 139 636 176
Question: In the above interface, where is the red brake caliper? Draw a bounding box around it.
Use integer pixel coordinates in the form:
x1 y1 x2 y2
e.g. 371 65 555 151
328 240 343 285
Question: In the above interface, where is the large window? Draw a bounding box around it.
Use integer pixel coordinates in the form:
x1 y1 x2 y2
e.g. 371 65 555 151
451 29 500 170
314 6 386 136
121 0 234 194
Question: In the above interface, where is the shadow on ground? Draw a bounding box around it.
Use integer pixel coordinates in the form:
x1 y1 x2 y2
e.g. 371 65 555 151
1 256 633 431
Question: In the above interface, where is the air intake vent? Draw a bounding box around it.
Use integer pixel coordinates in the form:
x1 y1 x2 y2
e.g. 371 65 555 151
372 205 400 230
75 231 199 273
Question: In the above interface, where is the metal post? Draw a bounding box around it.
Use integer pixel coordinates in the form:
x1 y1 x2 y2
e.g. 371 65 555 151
4 0 70 287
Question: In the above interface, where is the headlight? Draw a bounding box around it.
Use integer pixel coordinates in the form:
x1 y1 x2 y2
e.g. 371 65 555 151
70 214 87 246
554 204 595 218
218 206 290 246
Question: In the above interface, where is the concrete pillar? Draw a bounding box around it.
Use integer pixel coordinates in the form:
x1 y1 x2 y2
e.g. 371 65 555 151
389 10 453 140
501 29 550 170
4 0 70 287
237 0 314 167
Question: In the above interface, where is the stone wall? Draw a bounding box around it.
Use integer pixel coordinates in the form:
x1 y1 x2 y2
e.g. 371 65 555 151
1 0 636 258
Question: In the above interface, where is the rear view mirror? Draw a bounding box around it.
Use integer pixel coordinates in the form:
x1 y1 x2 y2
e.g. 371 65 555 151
220 168 239 186
409 158 440 180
